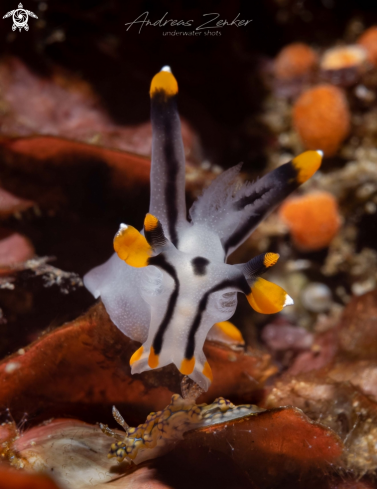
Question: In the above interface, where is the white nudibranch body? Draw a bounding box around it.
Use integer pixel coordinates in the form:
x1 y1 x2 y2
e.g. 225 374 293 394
84 67 323 391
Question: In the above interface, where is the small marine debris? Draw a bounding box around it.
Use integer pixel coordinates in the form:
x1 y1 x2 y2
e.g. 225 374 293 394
292 84 350 155
301 282 332 313
1 255 82 294
278 191 341 251
25 257 83 293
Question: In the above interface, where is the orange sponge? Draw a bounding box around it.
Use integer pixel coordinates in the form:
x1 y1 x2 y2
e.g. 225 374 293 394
274 43 318 80
358 26 377 66
293 84 350 156
279 191 341 251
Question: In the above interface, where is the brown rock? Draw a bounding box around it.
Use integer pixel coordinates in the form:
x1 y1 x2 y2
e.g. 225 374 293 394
265 374 377 475
337 290 377 359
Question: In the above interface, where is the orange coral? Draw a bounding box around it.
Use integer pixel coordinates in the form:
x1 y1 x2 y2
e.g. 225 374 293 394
292 84 350 156
320 45 367 71
279 191 341 251
274 43 318 80
0 468 61 489
320 45 368 86
357 26 377 66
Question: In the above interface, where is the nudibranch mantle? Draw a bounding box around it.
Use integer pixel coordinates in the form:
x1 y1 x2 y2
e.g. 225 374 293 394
84 66 322 391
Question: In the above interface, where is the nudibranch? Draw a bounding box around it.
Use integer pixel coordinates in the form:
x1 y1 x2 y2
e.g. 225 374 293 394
84 66 322 391
100 377 264 464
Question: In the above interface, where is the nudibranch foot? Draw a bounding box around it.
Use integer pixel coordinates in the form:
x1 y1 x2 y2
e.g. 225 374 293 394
84 65 323 391
103 392 265 465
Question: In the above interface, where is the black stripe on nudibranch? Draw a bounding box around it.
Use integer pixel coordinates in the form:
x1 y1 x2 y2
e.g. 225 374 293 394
243 252 279 279
151 95 180 247
144 214 167 249
223 161 299 254
184 277 250 360
148 254 179 355
191 257 210 276
232 186 274 211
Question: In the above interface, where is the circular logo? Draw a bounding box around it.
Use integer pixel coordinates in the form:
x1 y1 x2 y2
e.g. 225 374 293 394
12 8 28 30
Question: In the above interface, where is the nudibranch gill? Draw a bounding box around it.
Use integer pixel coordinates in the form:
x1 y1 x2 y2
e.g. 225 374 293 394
84 66 322 391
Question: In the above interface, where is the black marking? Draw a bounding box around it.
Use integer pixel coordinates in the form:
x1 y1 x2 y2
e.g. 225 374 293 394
243 253 273 280
148 254 179 355
151 95 180 247
233 187 271 211
191 256 210 276
223 161 299 254
185 277 250 360
144 219 168 249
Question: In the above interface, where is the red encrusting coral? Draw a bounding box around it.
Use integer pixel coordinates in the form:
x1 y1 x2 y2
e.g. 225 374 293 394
0 136 215 210
0 468 62 489
184 407 343 487
292 84 351 156
0 302 275 421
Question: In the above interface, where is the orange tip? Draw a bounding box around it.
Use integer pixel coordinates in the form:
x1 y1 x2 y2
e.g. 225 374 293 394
215 321 244 344
113 224 152 267
130 346 144 366
144 213 159 232
150 66 178 99
180 357 196 375
148 346 159 369
202 361 213 382
292 150 322 184
263 252 280 268
247 277 294 314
